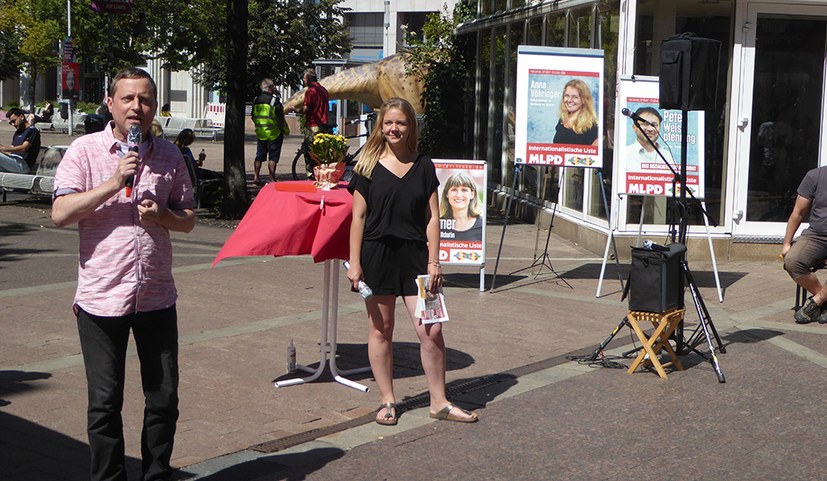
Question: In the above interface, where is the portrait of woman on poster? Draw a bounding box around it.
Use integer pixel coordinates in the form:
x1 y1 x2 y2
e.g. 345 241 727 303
553 78 599 146
440 173 483 241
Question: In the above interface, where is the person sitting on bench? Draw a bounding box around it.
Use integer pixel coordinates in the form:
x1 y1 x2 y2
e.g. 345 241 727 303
784 165 827 324
0 108 41 173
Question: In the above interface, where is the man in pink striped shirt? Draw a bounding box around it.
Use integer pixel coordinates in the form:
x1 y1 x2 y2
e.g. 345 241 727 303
52 67 195 481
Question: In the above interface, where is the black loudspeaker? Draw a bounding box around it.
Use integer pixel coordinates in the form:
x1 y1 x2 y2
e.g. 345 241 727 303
628 243 686 313
659 33 721 111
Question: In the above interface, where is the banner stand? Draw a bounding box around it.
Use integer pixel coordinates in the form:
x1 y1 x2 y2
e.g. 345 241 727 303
701 201 724 302
595 169 625 297
508 167 570 285
489 164 520 291
490 164 571 291
434 159 487 292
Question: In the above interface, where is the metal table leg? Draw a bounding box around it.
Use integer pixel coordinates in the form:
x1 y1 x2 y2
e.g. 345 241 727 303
275 261 370 392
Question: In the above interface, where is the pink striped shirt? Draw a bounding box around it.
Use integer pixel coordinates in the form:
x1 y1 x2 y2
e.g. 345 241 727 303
54 122 196 317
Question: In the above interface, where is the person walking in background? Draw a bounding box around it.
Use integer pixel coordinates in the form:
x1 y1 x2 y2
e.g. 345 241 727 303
252 78 289 185
346 98 479 426
51 67 196 481
553 78 599 146
0 108 41 173
286 68 329 177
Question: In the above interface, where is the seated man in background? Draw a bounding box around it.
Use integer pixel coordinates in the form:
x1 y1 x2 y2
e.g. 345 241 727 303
0 108 41 173
783 164 827 323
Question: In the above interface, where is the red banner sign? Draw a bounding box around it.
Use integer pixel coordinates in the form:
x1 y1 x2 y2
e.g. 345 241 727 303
62 62 80 99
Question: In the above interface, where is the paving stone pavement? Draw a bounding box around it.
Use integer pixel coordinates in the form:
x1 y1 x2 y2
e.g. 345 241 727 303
2 127 824 480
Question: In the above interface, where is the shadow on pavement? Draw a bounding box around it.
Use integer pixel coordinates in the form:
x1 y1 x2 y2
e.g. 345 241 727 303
0 370 52 406
179 447 345 481
0 410 143 481
0 224 61 268
271 342 476 385
444 272 528 290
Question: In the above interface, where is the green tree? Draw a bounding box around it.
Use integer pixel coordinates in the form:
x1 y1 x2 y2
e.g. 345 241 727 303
0 0 349 217
403 1 476 159
190 0 351 97
152 0 351 218
221 0 249 218
0 0 62 107
0 26 23 82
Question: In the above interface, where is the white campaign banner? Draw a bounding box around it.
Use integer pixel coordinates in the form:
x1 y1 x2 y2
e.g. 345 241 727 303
515 46 604 169
617 77 705 198
434 160 487 266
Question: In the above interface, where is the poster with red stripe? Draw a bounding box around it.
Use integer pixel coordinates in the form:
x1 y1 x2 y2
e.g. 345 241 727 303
515 46 604 169
433 160 487 266
617 77 705 198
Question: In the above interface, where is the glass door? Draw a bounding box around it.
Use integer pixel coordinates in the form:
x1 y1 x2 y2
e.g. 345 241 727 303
732 3 827 237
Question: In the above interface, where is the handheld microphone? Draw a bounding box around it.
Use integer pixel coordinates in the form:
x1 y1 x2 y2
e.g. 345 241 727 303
643 240 670 252
125 125 141 197
621 107 653 127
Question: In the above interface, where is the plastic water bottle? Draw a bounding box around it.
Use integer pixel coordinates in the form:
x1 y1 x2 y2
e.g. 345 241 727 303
287 339 297 373
355 279 373 300
343 261 373 300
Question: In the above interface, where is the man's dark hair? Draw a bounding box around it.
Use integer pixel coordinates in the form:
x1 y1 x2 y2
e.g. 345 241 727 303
7 107 26 118
634 106 663 123
109 67 157 99
304 68 318 83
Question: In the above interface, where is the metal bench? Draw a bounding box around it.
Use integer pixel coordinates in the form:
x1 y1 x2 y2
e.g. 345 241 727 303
52 113 87 133
0 146 68 201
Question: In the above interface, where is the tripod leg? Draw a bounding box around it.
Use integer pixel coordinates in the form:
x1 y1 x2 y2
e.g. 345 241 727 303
682 262 726 353
683 261 726 383
587 316 629 362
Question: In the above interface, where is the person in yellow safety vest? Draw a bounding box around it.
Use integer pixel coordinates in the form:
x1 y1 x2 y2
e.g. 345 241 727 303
252 78 289 185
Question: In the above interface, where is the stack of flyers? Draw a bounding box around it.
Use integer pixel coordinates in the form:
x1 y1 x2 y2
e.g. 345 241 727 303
415 275 449 324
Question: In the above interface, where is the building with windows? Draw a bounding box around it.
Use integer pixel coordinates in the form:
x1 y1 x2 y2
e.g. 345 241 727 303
456 0 827 259
341 1 459 61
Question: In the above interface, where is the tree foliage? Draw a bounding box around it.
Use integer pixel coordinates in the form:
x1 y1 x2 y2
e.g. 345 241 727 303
403 1 476 159
0 0 63 104
67 0 350 96
0 27 23 81
193 0 352 97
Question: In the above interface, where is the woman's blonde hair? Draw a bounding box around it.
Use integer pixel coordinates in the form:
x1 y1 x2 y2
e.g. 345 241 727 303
354 98 419 179
557 79 598 134
440 173 481 219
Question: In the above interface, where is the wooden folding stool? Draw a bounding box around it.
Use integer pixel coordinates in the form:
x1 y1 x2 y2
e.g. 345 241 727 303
626 308 685 379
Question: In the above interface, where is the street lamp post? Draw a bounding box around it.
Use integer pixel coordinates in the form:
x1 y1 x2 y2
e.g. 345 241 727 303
383 0 390 58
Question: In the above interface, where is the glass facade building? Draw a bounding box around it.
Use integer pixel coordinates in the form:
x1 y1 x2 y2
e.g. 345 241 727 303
457 0 827 259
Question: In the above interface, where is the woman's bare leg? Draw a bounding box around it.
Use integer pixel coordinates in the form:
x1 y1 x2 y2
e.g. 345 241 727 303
401 296 475 421
367 295 397 420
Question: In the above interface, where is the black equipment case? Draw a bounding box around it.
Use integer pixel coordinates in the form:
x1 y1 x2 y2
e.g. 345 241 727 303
627 243 686 313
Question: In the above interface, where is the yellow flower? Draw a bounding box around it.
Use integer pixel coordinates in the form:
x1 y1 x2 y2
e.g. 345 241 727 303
308 133 349 165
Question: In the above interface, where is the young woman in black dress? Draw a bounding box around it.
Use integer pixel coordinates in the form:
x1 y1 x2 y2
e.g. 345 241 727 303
347 98 478 425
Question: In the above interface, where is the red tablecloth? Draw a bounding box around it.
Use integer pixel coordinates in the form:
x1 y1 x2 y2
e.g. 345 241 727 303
212 182 352 266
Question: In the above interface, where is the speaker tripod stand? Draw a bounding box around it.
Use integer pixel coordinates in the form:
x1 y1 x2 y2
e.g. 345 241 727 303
586 106 725 382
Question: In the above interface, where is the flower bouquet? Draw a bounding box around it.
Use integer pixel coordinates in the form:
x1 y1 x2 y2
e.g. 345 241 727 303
308 133 349 190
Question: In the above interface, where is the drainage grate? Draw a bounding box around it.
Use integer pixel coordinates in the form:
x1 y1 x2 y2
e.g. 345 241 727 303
250 349 580 453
